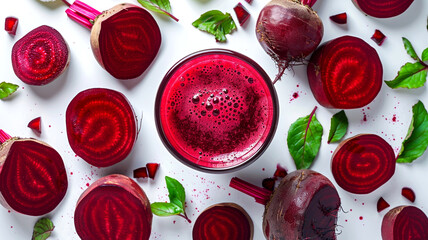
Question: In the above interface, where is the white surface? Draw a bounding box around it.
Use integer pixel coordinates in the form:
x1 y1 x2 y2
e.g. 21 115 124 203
1 0 428 239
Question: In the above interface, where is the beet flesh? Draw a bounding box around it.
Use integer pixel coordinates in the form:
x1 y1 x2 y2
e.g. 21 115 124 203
263 169 340 240
0 138 67 216
382 206 428 240
331 134 395 194
193 203 254 240
74 174 152 240
11 25 69 85
90 4 161 80
352 0 414 18
307 36 383 109
66 88 137 167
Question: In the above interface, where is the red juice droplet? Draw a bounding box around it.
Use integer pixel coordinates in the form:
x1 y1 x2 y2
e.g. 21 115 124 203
359 216 363 220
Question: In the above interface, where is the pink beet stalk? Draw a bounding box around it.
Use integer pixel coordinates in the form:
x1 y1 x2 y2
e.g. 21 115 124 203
230 177 272 205
0 130 11 143
64 0 101 29
301 0 317 8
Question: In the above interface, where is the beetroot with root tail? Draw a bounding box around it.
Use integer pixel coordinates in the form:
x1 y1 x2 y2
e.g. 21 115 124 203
307 36 383 109
256 0 323 83
352 0 414 18
0 130 68 216
74 174 152 240
381 206 428 240
11 25 69 85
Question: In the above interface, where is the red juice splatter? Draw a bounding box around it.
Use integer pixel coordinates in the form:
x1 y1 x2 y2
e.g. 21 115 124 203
392 114 397 122
359 216 363 220
292 92 299 99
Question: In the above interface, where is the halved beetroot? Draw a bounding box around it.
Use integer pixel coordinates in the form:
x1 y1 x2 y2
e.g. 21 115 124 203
66 88 137 167
382 206 428 240
0 130 67 216
331 134 395 194
352 0 414 18
193 203 253 240
307 35 383 109
74 174 152 240
11 25 69 85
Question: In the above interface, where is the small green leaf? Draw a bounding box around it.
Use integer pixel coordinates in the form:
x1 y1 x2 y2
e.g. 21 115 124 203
165 176 185 209
287 107 323 169
137 0 178 21
151 202 183 216
422 48 428 62
402 37 420 61
32 218 54 240
328 110 348 144
192 10 237 42
0 82 18 99
385 62 427 89
397 101 428 163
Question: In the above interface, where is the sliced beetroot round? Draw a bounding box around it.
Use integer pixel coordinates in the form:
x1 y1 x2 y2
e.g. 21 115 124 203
66 88 137 167
90 4 161 79
193 203 253 240
382 206 428 240
11 25 69 85
307 35 383 109
0 133 67 216
352 0 414 18
74 174 152 240
331 134 395 194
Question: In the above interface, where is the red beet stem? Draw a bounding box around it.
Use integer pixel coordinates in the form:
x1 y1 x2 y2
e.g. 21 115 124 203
0 130 11 143
65 0 101 29
61 0 71 7
301 0 317 8
230 177 272 205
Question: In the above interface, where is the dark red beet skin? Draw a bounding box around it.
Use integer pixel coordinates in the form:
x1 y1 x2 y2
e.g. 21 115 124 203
193 203 253 240
0 138 67 216
352 0 414 18
308 36 383 109
74 174 152 240
66 88 137 167
382 206 428 240
331 134 395 194
11 25 69 85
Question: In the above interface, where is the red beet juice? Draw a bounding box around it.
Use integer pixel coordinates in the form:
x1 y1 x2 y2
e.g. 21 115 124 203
155 49 278 171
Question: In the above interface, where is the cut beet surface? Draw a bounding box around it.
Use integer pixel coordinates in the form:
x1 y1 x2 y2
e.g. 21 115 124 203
0 131 67 216
234 3 250 26
74 174 152 240
331 134 395 194
402 187 416 202
330 12 347 24
308 36 383 109
28 117 41 133
371 29 386 46
5 17 18 35
352 0 414 18
377 197 390 212
11 25 69 85
382 206 428 240
262 178 275 191
193 203 253 240
146 163 159 179
133 167 148 179
66 88 137 167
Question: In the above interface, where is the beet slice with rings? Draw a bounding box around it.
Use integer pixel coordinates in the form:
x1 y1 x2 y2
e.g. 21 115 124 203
307 35 383 109
382 206 428 240
66 88 137 167
74 174 152 240
193 203 254 240
352 0 414 18
11 25 69 85
331 134 396 194
0 130 67 216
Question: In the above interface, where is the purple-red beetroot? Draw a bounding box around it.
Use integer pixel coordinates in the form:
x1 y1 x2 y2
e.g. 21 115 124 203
11 25 69 85
381 206 428 240
352 0 414 18
74 174 152 240
0 130 67 216
66 88 137 167
307 36 383 109
193 203 253 240
331 134 395 194
256 0 323 83
230 169 340 239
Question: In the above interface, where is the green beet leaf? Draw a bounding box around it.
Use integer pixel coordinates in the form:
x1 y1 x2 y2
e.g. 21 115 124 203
385 62 427 89
397 101 428 163
32 218 54 240
422 48 428 61
403 37 419 61
0 82 19 99
287 107 323 169
165 176 185 209
137 0 178 21
328 110 348 144
192 10 236 42
151 202 183 216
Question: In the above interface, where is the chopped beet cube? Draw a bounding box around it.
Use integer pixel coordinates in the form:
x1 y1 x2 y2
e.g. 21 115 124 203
371 29 386 46
146 163 160 179
402 187 416 202
245 0 252 3
377 197 390 212
262 178 275 191
133 167 148 178
273 164 288 178
234 3 250 26
5 17 18 35
28 117 41 134
330 13 347 24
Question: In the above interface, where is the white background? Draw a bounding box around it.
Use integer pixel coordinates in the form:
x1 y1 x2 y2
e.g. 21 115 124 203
1 0 428 239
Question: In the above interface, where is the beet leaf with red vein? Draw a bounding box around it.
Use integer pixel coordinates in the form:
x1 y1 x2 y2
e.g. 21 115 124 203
137 0 178 21
192 10 237 42
32 218 54 240
0 82 18 100
328 110 348 144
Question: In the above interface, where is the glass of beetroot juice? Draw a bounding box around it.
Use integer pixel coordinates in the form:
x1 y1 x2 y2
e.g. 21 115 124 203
155 49 279 172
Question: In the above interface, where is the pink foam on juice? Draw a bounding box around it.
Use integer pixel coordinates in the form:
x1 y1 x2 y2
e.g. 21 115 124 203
157 50 278 170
